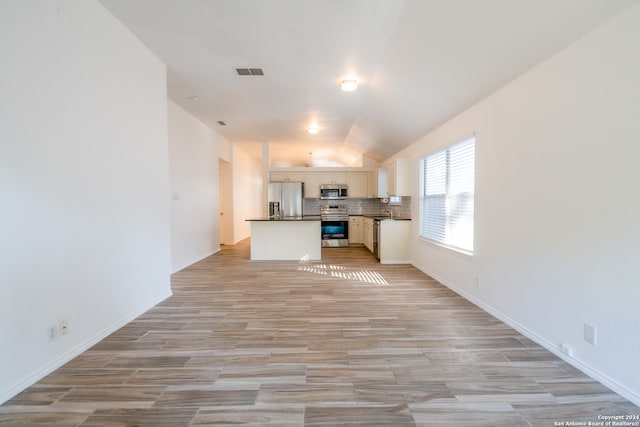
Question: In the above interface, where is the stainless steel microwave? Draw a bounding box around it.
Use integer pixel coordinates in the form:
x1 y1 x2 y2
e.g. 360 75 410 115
319 184 348 199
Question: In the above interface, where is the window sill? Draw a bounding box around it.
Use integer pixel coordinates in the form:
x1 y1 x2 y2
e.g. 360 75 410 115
417 236 473 258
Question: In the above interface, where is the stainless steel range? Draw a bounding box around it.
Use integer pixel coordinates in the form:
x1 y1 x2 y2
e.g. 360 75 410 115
320 204 349 247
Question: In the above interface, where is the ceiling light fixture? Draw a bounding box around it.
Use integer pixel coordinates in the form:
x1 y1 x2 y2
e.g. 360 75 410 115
340 79 358 92
307 126 319 135
188 95 200 101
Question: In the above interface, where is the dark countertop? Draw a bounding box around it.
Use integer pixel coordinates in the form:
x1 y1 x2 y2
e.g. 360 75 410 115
247 215 410 221
362 215 412 221
246 216 321 221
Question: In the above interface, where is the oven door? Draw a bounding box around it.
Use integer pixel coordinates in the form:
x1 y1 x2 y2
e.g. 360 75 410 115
321 219 349 247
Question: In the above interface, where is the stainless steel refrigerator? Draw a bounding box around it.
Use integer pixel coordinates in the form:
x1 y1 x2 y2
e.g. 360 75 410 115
267 181 303 218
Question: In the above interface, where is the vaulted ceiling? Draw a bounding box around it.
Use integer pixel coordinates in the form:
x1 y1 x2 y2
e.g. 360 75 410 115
100 0 635 167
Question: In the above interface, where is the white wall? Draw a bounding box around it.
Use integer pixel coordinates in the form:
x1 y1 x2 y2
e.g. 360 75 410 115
218 138 232 163
168 100 223 272
0 0 171 403
395 4 640 404
231 145 264 243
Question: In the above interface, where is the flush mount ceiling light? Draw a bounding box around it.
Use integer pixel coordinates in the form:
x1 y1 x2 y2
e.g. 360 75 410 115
340 79 358 92
307 126 319 135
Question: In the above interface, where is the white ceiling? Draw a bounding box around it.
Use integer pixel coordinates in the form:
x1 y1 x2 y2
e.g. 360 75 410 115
100 0 635 167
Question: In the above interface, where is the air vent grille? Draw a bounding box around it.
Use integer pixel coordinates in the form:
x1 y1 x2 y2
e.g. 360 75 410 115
235 67 264 76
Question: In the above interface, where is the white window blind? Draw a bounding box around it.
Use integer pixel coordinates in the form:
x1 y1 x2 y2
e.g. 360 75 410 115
420 136 475 253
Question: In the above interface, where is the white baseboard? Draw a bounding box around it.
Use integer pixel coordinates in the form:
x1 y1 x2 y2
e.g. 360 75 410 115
0 291 171 405
412 261 640 407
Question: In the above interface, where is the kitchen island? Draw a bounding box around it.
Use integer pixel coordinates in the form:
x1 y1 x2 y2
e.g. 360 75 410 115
246 217 321 260
361 215 412 264
378 217 412 264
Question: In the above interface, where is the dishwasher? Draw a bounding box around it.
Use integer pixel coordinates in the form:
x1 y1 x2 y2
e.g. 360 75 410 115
373 219 380 259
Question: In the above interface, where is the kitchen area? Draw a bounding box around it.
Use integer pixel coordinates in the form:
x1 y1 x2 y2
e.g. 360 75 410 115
247 161 412 264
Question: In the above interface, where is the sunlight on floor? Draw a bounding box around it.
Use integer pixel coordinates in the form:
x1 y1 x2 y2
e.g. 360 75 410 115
297 263 389 286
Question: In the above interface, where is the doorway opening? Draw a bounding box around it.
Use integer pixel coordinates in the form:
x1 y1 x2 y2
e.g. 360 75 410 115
218 159 233 245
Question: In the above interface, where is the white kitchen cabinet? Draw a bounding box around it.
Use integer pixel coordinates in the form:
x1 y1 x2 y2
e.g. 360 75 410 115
303 172 324 198
270 171 305 182
250 220 321 260
309 172 331 186
368 168 388 198
289 172 306 182
387 163 395 196
271 168 398 199
348 216 362 245
379 219 411 264
387 158 411 196
347 172 368 198
328 171 347 185
270 172 286 181
362 217 374 252
305 171 348 185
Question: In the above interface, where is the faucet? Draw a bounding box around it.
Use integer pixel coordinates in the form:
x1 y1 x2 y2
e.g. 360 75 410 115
382 209 393 218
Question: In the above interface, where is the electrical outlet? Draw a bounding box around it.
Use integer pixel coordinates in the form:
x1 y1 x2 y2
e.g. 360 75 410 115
48 325 58 342
59 319 68 336
475 277 480 288
584 323 597 345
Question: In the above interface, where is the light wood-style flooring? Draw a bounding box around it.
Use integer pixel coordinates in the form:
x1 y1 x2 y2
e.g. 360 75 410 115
2 239 638 426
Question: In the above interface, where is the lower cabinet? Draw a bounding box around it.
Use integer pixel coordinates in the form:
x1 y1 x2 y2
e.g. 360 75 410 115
357 217 411 262
362 217 374 252
348 216 362 245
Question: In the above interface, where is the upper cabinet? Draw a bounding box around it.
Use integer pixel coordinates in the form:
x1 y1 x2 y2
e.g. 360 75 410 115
269 166 406 199
387 158 411 196
347 172 369 198
324 171 348 185
302 171 348 198
270 171 305 182
368 168 388 198
303 172 324 198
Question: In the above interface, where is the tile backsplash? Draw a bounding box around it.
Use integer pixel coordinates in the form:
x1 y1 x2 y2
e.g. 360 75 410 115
304 197 412 218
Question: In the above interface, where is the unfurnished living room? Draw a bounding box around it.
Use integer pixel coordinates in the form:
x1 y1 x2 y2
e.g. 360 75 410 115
1 1 639 426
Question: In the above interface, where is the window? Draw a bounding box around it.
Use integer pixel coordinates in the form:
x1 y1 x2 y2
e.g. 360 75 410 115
420 136 475 253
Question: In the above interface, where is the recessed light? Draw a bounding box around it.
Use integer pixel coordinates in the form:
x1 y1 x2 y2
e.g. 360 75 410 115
308 126 319 135
217 121 226 126
188 96 200 101
340 79 358 92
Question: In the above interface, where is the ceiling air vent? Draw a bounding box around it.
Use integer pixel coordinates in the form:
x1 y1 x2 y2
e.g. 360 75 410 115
234 67 264 76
